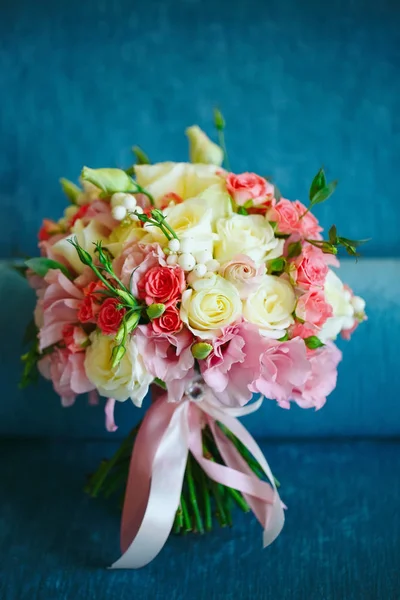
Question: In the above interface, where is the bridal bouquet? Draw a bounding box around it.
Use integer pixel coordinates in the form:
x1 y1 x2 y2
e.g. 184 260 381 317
21 113 366 568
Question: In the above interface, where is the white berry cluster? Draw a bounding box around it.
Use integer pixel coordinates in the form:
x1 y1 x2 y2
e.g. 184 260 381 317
165 238 220 276
111 193 143 221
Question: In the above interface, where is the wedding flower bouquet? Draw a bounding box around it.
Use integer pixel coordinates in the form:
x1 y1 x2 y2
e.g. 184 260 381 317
21 113 366 568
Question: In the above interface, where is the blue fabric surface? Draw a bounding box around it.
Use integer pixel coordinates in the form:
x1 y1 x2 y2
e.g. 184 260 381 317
0 0 399 258
2 259 399 438
0 438 399 599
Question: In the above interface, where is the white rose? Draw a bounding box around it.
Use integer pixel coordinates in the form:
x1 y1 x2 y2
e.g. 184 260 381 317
84 333 153 406
243 275 296 338
180 273 242 339
319 270 355 342
197 183 233 226
214 214 284 264
135 162 223 206
142 197 215 255
51 219 108 274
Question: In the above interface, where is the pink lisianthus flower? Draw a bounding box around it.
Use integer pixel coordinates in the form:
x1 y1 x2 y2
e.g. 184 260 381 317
292 244 329 289
70 199 117 232
200 321 266 408
113 242 167 293
37 270 92 351
135 326 195 402
249 337 310 408
61 324 89 353
296 288 333 328
226 172 274 207
219 254 265 299
291 342 342 409
38 348 95 406
268 199 322 239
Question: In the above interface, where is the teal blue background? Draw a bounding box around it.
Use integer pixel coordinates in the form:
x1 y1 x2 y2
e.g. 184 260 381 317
0 0 399 597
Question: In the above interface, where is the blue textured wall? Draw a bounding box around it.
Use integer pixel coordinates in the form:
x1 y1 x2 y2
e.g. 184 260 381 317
0 0 399 258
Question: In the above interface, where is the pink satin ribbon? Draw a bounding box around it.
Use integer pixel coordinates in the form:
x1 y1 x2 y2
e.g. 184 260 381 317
111 389 284 569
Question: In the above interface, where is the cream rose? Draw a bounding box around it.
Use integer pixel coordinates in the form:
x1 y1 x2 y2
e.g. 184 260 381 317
135 162 223 206
318 269 356 342
51 219 108 274
219 254 264 299
84 333 153 406
243 275 296 338
180 273 242 339
142 197 215 255
214 214 284 264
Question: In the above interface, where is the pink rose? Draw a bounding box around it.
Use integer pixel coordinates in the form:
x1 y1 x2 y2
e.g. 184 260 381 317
291 342 342 409
97 298 126 335
226 172 274 207
288 321 316 340
200 321 265 407
38 348 95 406
296 288 333 328
268 199 322 238
138 265 186 307
249 337 310 408
219 254 265 299
135 326 195 402
293 244 328 289
152 305 183 334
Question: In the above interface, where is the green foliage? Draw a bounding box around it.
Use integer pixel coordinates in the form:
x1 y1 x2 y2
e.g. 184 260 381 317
304 336 325 350
25 257 72 280
60 178 81 204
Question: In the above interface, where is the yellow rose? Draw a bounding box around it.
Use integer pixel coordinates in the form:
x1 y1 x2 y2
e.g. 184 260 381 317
135 162 223 206
180 273 242 339
84 333 153 406
185 125 224 166
243 275 296 338
142 198 215 255
51 219 108 274
214 214 284 264
106 220 147 258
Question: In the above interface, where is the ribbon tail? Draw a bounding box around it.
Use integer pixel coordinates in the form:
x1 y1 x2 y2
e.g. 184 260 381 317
200 401 285 548
111 400 190 569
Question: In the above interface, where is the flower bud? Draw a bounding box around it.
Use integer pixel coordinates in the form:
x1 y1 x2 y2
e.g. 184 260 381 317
191 342 213 360
111 344 126 368
115 289 137 307
60 178 81 204
81 167 134 194
186 125 224 166
146 303 166 320
125 311 141 332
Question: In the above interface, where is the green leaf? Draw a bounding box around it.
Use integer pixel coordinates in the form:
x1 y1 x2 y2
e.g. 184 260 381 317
60 178 81 204
20 340 40 389
237 206 249 215
25 257 72 279
287 241 302 259
328 224 338 245
309 168 326 202
337 236 371 248
81 167 135 194
304 336 325 350
132 146 151 165
310 180 338 207
154 377 167 390
213 108 225 130
12 263 29 278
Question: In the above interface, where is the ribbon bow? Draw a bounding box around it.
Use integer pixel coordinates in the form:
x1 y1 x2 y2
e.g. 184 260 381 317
111 383 284 569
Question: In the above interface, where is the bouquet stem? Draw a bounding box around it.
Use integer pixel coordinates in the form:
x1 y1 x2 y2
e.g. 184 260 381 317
85 420 279 534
